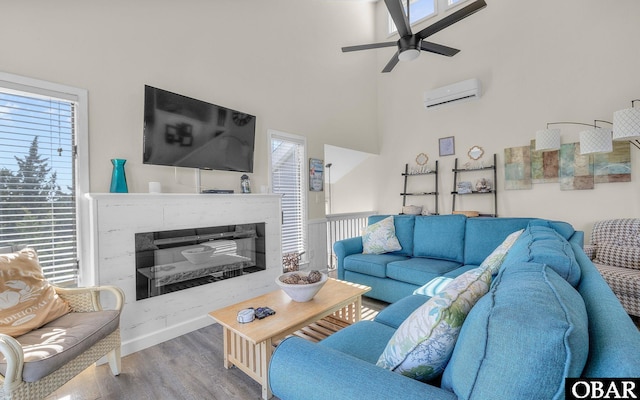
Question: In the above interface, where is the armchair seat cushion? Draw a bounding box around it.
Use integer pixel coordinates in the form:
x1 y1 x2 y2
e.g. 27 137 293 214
0 310 120 382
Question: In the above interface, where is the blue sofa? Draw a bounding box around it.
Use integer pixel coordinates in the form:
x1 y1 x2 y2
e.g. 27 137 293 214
334 214 583 303
269 216 640 400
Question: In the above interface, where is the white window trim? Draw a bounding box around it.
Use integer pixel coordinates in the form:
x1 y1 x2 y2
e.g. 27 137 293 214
0 71 89 284
267 129 308 260
387 0 473 37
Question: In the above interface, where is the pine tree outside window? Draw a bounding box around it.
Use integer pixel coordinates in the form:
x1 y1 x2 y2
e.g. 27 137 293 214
0 72 88 286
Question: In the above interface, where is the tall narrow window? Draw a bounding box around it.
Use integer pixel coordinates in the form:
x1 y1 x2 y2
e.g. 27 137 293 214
0 73 87 286
269 130 307 258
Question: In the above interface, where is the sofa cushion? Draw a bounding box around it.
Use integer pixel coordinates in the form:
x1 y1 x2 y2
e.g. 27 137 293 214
362 216 402 255
504 224 581 287
478 229 523 275
320 320 396 364
441 262 589 400
375 294 430 329
343 253 408 278
368 215 415 256
0 248 71 337
463 217 533 265
413 215 466 263
376 266 491 382
596 243 640 270
528 219 576 240
0 310 120 382
386 258 462 286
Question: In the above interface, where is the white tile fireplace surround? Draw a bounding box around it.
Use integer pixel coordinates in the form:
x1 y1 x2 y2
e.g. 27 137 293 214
84 193 282 357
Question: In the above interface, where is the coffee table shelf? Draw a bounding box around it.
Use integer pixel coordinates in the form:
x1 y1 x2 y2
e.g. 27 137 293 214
208 278 370 400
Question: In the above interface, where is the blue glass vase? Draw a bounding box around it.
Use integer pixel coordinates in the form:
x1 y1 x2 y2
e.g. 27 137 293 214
109 159 128 193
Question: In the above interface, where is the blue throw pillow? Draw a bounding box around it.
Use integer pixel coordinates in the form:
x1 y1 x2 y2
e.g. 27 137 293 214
441 262 589 400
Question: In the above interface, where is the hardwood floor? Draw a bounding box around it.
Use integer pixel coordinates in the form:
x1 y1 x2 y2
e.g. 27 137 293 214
45 297 387 400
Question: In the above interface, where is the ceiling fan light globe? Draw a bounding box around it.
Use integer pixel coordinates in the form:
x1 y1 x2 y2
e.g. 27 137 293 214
398 49 420 62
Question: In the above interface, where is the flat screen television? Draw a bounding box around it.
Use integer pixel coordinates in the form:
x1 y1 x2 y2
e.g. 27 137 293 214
143 85 256 172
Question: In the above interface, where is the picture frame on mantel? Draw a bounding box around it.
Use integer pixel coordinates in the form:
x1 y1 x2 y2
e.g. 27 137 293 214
439 136 455 156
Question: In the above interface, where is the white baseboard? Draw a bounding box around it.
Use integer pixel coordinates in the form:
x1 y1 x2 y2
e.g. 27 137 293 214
121 315 214 357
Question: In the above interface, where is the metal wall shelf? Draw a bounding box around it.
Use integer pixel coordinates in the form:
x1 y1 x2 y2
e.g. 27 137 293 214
401 160 439 215
451 154 497 217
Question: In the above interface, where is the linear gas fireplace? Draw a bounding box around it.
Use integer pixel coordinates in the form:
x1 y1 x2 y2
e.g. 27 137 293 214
135 222 266 300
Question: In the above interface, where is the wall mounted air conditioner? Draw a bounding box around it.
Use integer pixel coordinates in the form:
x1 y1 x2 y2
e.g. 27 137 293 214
424 78 481 110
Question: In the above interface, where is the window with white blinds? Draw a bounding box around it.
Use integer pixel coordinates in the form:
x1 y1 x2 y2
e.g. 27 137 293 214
0 82 80 285
269 130 307 257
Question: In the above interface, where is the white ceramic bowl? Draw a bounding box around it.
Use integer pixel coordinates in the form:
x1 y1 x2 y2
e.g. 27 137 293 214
275 271 328 302
181 247 215 264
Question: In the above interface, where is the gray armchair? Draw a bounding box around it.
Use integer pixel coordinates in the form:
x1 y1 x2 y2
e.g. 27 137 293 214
584 218 640 318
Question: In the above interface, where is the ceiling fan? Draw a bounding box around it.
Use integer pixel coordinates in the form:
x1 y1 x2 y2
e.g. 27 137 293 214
342 0 487 73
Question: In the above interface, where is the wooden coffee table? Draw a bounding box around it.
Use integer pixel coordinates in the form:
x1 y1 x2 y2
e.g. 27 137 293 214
208 278 371 400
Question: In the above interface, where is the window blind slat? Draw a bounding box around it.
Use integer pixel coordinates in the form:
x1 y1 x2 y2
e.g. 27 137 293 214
270 135 306 256
0 89 78 285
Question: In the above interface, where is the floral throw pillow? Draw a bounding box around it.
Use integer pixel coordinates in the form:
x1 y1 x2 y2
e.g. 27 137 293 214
479 229 524 275
362 216 402 255
376 266 491 381
0 248 70 337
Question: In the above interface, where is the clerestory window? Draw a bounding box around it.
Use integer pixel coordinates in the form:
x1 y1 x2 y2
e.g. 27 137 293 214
388 0 472 35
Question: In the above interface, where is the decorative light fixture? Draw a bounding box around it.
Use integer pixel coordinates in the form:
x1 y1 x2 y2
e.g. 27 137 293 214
579 120 613 155
536 121 616 154
613 99 640 150
535 127 561 151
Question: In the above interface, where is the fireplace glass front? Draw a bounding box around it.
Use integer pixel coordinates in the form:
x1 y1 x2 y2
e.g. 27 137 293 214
135 223 266 300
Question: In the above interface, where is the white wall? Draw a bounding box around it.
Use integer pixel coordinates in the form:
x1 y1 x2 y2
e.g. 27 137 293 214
373 0 640 237
0 0 380 221
3 0 639 245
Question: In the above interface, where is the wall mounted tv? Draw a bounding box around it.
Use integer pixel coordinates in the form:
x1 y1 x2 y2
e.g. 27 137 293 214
143 85 256 173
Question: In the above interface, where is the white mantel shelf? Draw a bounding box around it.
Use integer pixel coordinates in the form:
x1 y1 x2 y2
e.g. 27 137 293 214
83 192 283 357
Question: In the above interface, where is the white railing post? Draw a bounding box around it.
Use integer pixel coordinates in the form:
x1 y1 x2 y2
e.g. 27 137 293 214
326 211 376 270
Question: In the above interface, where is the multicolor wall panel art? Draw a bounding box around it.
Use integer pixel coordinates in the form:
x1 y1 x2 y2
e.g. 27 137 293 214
530 139 559 184
593 141 631 183
504 145 532 190
559 143 594 190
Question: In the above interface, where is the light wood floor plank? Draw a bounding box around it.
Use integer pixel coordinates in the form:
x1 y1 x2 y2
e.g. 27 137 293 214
45 297 386 400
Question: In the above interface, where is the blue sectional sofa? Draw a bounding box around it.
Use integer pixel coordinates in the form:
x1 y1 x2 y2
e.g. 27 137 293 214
269 216 640 400
334 214 583 303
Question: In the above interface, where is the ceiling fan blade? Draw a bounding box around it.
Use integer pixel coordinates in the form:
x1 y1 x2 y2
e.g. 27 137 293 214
416 0 487 40
382 51 400 73
384 0 412 38
420 41 460 57
342 41 398 53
